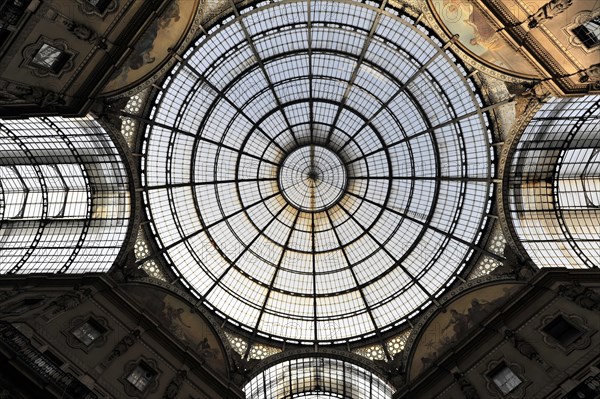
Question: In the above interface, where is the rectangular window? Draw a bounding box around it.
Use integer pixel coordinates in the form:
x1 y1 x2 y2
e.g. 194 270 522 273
542 315 583 347
127 362 157 392
71 319 106 346
573 17 600 48
31 43 70 73
489 364 522 395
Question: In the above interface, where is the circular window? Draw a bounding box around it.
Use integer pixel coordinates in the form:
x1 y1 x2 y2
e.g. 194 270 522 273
278 145 347 212
142 0 493 343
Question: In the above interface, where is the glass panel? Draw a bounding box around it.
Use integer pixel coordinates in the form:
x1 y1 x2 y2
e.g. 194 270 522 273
490 365 522 395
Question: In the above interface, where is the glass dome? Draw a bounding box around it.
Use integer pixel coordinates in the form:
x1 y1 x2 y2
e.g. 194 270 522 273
142 0 494 344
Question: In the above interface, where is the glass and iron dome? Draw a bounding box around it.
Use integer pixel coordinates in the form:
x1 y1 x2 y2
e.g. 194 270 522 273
142 0 494 344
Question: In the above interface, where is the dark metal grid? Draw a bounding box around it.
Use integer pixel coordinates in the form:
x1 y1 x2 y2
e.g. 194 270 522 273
244 356 393 399
0 116 130 274
141 0 494 344
507 96 600 269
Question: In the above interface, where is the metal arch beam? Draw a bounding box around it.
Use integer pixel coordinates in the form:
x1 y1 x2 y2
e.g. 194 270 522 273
228 0 300 146
1 123 51 274
324 0 388 146
201 203 293 301
143 178 277 191
170 57 289 156
343 189 504 262
244 208 302 358
323 209 392 360
335 44 447 154
121 111 281 168
343 97 515 167
135 190 283 265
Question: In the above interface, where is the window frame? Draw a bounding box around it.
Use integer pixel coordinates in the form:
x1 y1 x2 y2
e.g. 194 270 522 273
538 311 592 354
572 16 600 49
63 314 110 353
484 359 529 398
119 357 161 398
21 37 76 78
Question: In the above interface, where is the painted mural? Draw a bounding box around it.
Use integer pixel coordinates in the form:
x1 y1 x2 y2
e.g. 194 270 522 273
430 0 541 78
102 0 198 95
124 284 228 376
408 282 523 380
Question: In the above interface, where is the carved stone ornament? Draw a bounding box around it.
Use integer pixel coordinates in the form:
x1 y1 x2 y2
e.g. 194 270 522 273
21 36 76 78
106 328 141 363
557 281 600 311
504 329 547 368
43 286 93 317
454 372 480 399
580 64 600 83
0 80 65 108
62 19 106 49
528 0 574 29
162 370 187 399
0 288 23 303
76 0 118 18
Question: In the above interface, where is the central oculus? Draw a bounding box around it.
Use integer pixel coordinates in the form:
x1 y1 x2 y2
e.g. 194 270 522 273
278 145 347 212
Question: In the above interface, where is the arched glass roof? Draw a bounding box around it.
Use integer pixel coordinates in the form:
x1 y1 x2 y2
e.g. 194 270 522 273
506 95 600 268
244 357 393 399
0 116 130 274
142 0 494 344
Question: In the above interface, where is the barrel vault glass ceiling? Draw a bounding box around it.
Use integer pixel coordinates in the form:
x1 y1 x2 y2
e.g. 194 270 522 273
141 0 494 345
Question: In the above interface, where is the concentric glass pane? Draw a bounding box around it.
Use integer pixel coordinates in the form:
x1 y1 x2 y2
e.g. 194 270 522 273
143 0 493 343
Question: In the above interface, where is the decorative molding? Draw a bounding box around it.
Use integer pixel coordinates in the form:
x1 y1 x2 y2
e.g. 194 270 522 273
454 372 481 399
105 328 141 365
162 370 187 399
41 286 94 319
557 281 600 312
